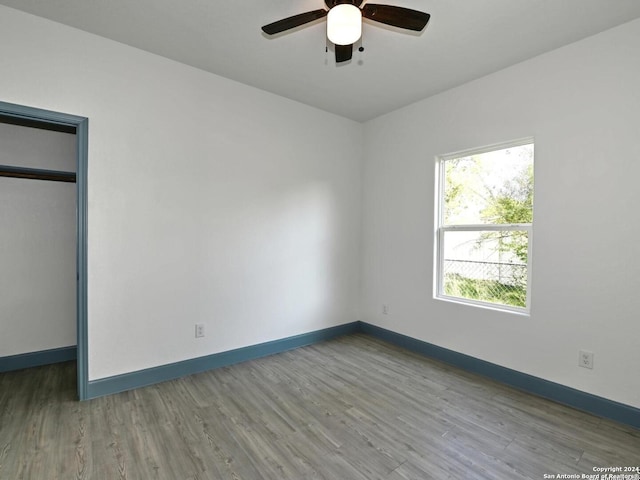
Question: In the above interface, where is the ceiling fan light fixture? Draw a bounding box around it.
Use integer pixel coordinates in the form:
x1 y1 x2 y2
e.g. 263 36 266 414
327 4 362 45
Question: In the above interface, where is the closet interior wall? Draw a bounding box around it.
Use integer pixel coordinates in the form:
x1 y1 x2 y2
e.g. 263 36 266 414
0 121 77 358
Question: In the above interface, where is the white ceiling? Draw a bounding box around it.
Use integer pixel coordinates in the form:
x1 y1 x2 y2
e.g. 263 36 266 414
2 0 640 122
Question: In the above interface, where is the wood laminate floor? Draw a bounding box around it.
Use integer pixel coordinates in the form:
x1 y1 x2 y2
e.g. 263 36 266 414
1 333 638 479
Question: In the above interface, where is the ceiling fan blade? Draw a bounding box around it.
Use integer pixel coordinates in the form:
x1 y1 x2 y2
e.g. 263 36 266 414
361 4 430 31
262 9 327 35
335 44 353 63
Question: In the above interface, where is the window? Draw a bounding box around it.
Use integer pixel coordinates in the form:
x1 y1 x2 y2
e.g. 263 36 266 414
435 139 534 313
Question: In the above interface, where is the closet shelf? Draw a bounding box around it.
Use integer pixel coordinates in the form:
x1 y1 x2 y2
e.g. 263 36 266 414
0 164 76 183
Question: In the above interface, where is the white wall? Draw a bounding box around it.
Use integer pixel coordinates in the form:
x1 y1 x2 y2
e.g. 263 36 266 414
0 124 77 356
0 5 363 380
361 18 640 408
2 5 637 410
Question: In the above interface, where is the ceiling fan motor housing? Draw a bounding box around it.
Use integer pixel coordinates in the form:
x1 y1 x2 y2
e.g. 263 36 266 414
325 0 365 8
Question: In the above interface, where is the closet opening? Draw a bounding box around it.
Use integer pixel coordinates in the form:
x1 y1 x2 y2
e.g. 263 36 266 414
0 102 88 400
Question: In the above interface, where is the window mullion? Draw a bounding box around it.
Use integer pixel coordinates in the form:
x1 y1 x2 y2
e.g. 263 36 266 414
441 224 531 232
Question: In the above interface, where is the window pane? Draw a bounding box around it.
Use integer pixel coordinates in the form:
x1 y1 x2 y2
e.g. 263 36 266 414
443 143 533 225
442 230 528 308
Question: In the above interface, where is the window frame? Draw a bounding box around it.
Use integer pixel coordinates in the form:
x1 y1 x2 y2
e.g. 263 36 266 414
434 138 534 315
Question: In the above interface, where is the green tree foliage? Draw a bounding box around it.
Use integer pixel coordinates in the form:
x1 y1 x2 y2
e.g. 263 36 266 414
443 156 486 225
480 163 533 263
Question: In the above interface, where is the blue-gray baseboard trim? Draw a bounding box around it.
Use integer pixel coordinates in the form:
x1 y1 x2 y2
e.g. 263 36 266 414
86 322 360 400
358 322 640 429
81 319 639 429
0 346 77 373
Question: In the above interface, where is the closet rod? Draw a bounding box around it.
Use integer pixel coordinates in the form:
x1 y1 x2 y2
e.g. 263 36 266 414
0 164 76 183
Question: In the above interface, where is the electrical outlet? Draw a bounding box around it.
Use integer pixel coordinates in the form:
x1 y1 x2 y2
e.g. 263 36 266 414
195 323 205 338
382 305 389 315
579 350 594 369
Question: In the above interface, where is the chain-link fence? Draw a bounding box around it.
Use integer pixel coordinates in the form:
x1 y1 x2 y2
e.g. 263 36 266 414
443 259 527 307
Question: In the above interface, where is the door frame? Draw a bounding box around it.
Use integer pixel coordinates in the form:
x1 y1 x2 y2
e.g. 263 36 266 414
0 101 89 400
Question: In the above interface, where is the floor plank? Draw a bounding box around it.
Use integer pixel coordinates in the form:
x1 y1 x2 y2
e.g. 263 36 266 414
1 333 638 479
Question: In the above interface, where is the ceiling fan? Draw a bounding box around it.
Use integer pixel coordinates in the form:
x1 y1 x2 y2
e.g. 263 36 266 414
261 0 430 63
